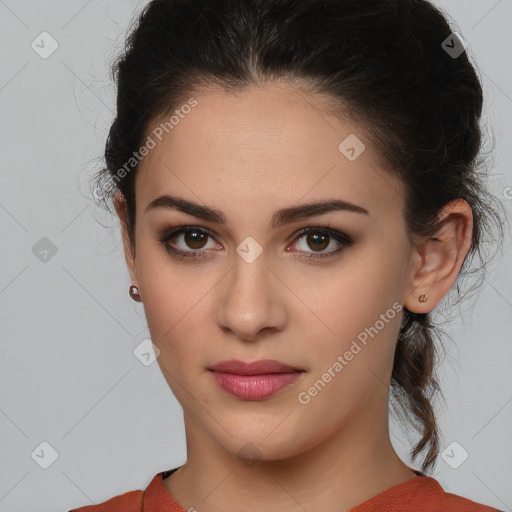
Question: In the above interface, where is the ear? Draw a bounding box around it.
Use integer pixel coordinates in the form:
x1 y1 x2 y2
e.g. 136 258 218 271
114 190 139 289
404 198 473 313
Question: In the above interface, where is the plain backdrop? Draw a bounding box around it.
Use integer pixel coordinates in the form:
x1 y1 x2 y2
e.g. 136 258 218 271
0 1 511 511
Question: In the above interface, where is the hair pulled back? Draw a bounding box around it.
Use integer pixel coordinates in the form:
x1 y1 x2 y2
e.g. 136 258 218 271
93 0 506 472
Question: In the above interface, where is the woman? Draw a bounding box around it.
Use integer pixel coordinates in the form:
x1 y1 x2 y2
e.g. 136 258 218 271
71 0 506 510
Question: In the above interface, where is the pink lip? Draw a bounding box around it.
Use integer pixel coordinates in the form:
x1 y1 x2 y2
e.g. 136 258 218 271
208 359 305 400
209 359 302 375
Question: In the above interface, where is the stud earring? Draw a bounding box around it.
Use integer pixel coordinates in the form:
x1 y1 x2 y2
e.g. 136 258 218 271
129 285 142 302
418 294 428 303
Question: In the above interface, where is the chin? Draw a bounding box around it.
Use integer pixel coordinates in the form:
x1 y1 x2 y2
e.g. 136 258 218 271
208 419 317 464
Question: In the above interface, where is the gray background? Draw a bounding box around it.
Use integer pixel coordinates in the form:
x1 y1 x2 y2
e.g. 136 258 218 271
0 1 511 511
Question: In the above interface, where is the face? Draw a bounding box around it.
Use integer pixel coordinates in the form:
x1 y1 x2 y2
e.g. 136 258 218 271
121 82 419 461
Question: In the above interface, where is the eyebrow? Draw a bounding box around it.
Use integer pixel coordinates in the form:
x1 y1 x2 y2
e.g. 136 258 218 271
145 194 369 228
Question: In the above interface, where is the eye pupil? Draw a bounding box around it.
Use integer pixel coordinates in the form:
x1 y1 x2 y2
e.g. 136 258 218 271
185 230 207 249
307 232 329 251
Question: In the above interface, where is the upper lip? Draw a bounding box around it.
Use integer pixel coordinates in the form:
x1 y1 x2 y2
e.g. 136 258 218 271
208 359 304 375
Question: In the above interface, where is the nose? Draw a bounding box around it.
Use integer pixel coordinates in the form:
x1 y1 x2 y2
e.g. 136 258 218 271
216 255 288 342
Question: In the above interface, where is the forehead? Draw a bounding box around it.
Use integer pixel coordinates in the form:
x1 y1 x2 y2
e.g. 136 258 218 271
135 82 405 224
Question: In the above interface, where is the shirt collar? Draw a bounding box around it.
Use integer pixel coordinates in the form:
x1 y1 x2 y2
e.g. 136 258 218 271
141 467 442 512
142 468 185 512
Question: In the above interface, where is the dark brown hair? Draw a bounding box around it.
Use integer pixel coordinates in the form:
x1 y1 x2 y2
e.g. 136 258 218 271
92 0 507 472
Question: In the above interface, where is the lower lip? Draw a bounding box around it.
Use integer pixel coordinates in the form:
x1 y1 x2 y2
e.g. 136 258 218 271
210 371 303 400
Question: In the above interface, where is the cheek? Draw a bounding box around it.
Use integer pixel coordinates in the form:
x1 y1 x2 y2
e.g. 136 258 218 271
143 289 200 355
135 255 186 355
138 266 213 377
297 248 406 369
296 259 393 329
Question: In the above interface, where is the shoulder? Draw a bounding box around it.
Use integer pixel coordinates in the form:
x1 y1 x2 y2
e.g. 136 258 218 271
416 476 501 512
67 468 179 512
439 489 502 512
67 468 177 512
67 489 143 511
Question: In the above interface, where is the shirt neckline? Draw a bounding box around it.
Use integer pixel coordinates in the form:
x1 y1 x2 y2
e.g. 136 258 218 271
142 467 440 512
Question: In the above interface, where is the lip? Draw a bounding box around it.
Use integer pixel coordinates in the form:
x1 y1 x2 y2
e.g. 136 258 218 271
208 359 303 375
208 359 305 400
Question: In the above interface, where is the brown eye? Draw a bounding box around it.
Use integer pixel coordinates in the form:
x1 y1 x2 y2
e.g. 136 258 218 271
305 232 329 252
183 230 208 249
159 225 353 261
291 227 353 259
159 227 219 259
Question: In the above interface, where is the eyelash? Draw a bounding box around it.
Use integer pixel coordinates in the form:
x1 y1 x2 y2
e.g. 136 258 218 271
158 225 354 261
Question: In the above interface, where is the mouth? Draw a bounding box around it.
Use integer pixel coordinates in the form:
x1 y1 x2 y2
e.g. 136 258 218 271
208 359 305 400
208 359 305 375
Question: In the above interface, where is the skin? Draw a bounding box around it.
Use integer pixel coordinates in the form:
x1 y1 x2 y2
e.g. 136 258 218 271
114 82 473 512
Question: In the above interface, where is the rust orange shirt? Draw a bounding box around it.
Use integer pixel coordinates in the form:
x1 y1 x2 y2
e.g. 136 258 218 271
69 467 502 512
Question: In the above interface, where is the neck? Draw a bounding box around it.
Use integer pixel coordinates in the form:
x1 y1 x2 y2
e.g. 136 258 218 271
164 407 418 512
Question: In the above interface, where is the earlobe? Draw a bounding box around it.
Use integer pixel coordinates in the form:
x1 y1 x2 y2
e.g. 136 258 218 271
404 199 473 313
114 191 140 290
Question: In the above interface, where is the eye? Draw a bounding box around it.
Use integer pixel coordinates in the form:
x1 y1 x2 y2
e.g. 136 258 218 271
159 226 221 260
158 226 353 260
288 227 353 259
